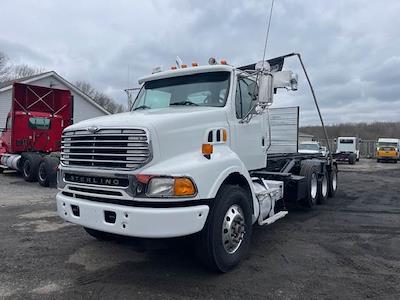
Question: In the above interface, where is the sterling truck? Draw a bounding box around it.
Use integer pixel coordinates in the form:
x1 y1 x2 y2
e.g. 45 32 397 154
56 54 338 271
0 83 72 186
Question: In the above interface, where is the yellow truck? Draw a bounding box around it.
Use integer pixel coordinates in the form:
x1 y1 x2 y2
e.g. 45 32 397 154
376 138 400 163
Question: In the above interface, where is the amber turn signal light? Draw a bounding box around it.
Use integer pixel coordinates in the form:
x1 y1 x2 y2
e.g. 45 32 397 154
174 178 196 196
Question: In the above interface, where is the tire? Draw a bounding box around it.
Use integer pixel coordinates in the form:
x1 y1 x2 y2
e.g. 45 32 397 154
328 164 338 198
317 170 329 204
84 227 118 241
300 161 319 208
195 185 252 272
22 153 40 182
38 156 59 187
348 154 356 165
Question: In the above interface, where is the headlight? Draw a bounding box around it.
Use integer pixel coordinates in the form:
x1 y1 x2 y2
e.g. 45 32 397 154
146 176 197 197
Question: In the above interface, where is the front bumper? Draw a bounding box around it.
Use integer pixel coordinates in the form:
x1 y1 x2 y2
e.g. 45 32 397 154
56 192 209 238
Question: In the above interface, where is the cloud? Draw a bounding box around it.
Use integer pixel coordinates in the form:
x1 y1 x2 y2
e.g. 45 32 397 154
0 0 399 124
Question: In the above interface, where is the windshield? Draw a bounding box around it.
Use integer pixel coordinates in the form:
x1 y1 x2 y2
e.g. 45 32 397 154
299 143 319 150
378 142 397 147
132 72 230 110
28 117 51 130
339 139 354 144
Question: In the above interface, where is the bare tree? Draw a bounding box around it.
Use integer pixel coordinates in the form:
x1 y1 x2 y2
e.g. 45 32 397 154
0 51 44 82
0 51 11 82
75 80 126 114
301 122 400 141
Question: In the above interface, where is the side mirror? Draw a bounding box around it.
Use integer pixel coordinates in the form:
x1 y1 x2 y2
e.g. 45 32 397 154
257 73 273 105
273 71 298 91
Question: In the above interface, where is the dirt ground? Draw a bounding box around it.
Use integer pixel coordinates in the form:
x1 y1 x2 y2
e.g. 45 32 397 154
1 159 399 299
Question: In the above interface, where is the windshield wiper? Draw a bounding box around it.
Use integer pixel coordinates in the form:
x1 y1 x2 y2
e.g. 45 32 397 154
170 101 199 106
132 105 151 111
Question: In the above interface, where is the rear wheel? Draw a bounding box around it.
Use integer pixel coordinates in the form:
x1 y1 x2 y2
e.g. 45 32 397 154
38 156 59 187
300 161 319 208
317 170 329 204
196 185 252 272
22 154 40 182
349 154 356 165
328 164 338 197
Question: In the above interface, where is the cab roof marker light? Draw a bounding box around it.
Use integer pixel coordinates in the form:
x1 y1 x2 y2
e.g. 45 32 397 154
192 62 198 67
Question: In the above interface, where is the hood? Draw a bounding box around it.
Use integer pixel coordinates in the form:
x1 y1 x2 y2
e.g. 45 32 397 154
65 106 226 132
65 106 229 164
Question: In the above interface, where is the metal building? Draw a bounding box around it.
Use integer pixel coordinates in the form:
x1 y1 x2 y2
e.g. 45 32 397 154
0 71 110 129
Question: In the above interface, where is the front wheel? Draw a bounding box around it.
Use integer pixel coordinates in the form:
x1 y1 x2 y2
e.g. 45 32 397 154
196 185 252 272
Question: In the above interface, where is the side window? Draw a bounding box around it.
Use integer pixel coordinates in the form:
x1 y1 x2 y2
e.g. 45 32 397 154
5 116 12 130
235 78 256 119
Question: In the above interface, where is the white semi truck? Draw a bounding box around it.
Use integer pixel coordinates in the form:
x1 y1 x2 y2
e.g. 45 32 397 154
333 137 360 164
56 54 338 272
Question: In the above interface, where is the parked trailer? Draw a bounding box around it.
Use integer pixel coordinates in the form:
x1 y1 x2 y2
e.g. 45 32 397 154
56 54 338 272
0 83 72 186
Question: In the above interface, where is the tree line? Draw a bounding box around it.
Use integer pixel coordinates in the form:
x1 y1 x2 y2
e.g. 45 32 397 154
301 122 400 141
0 51 125 114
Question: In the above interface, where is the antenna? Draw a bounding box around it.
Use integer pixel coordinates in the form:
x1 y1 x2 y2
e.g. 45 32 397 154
261 0 275 69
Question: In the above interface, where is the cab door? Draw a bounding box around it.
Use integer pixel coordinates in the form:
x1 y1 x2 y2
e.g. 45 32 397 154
229 77 266 170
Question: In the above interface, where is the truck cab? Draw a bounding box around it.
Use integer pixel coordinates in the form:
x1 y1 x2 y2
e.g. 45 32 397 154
57 59 338 271
334 137 360 164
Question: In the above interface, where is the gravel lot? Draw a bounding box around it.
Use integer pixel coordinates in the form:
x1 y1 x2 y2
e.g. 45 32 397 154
1 159 400 299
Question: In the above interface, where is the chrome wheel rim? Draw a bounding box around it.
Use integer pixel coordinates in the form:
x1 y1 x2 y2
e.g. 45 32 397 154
332 170 337 191
24 162 31 177
222 204 245 254
39 165 46 182
322 174 328 196
311 173 318 200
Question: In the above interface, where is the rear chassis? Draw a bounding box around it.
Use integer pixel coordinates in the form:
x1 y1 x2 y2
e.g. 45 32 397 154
332 152 353 162
251 153 336 205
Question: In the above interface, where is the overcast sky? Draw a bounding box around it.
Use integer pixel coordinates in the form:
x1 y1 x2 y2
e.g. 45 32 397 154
1 0 399 125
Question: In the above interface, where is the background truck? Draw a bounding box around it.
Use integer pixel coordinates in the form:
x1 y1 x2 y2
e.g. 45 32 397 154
376 138 400 163
56 54 338 272
333 136 360 164
0 83 73 186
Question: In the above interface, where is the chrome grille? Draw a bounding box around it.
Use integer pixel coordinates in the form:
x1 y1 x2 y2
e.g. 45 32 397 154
61 128 151 170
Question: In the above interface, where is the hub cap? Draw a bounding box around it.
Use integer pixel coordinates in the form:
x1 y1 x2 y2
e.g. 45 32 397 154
332 170 337 191
311 173 318 200
222 204 245 254
24 162 31 177
322 174 328 196
39 165 46 182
